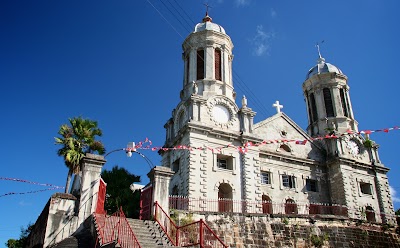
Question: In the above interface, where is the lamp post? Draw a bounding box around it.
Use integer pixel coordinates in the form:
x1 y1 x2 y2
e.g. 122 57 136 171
104 142 154 170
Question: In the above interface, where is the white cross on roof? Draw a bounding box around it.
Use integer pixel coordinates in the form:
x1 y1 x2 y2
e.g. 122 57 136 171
272 100 283 113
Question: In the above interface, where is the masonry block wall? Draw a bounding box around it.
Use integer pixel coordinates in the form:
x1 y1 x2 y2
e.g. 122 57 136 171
204 215 400 248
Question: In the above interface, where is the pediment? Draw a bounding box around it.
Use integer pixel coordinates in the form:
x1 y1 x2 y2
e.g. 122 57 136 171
253 112 324 161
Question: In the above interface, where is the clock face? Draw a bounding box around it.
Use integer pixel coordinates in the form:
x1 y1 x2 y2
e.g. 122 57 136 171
347 140 360 155
212 104 231 123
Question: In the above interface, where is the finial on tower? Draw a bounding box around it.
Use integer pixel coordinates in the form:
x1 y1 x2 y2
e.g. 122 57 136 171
202 3 213 22
315 40 325 63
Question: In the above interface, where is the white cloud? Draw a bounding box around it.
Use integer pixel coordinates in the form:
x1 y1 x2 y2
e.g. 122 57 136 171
19 200 32 206
389 186 400 203
236 0 250 7
270 8 277 18
250 25 275 56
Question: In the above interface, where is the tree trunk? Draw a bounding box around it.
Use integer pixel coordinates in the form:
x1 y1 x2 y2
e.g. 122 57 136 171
65 169 73 194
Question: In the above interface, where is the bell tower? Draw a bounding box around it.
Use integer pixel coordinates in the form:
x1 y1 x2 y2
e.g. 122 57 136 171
180 12 235 102
302 48 357 137
161 12 256 201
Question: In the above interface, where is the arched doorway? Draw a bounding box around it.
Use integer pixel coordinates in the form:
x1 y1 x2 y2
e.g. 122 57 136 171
285 199 297 214
218 183 233 212
262 195 273 214
365 206 376 222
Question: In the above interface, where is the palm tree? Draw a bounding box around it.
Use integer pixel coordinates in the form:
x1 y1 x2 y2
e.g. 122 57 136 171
55 117 106 193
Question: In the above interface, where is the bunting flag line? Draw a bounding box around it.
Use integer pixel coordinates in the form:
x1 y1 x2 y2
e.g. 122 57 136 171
0 187 60 198
0 177 64 189
130 125 399 154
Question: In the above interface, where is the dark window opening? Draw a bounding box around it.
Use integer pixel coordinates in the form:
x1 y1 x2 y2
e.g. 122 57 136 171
282 175 296 188
196 49 204 80
215 49 222 80
323 88 334 117
360 182 372 195
365 206 376 222
217 155 233 170
340 88 349 117
261 172 270 184
310 93 318 123
280 144 291 153
306 179 318 192
172 159 180 173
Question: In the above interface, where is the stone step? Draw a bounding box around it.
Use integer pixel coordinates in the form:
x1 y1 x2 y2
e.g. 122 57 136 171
126 218 178 247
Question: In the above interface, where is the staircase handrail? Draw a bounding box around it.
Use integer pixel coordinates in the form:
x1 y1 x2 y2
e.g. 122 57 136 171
94 207 142 248
118 207 142 248
154 201 179 245
154 201 228 248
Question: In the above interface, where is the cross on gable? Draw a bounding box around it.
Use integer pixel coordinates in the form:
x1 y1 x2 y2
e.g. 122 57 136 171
272 100 283 113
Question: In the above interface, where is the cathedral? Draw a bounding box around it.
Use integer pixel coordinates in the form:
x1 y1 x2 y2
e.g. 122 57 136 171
160 13 395 224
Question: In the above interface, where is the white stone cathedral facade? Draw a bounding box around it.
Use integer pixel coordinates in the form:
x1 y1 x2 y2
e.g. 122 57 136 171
160 13 395 224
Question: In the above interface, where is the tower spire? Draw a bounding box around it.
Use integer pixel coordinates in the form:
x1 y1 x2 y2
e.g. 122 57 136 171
202 3 212 22
315 40 325 62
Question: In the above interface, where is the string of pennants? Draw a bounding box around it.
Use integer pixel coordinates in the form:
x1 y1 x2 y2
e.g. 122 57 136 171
0 177 65 189
0 187 60 198
128 126 400 154
0 177 64 198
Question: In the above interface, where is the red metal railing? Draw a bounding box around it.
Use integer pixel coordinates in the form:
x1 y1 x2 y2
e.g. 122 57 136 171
169 196 349 217
139 185 153 220
94 207 141 248
154 201 228 248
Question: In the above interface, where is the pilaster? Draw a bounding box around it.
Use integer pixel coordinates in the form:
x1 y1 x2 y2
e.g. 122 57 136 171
79 153 106 223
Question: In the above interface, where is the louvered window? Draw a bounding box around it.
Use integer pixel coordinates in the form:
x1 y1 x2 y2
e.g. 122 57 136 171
310 93 318 123
340 88 349 117
323 88 334 117
215 49 222 80
196 49 204 80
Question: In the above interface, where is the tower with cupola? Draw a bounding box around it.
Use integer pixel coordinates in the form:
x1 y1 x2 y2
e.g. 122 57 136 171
161 12 257 203
302 50 395 223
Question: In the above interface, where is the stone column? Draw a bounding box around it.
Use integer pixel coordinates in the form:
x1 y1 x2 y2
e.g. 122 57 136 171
147 166 175 218
78 153 106 223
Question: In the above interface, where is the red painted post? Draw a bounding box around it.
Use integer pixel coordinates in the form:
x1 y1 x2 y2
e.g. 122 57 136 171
199 219 204 248
154 201 158 221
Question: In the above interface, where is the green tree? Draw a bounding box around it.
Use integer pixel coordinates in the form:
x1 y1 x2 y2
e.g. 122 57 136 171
6 223 33 248
396 208 400 215
101 166 141 218
55 117 105 193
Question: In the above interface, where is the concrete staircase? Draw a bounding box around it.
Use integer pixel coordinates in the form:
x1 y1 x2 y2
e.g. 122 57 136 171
126 218 181 248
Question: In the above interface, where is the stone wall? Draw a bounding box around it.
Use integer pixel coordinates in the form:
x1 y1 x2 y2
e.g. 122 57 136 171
191 212 399 248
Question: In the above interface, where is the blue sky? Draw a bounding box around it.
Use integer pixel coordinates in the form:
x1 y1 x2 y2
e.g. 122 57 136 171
0 0 399 244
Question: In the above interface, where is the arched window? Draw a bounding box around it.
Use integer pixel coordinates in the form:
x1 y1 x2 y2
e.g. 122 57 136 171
340 88 349 117
178 111 185 130
197 49 204 80
310 93 318 123
218 183 233 212
215 49 222 81
262 195 273 214
285 199 297 214
365 206 376 222
323 88 334 117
